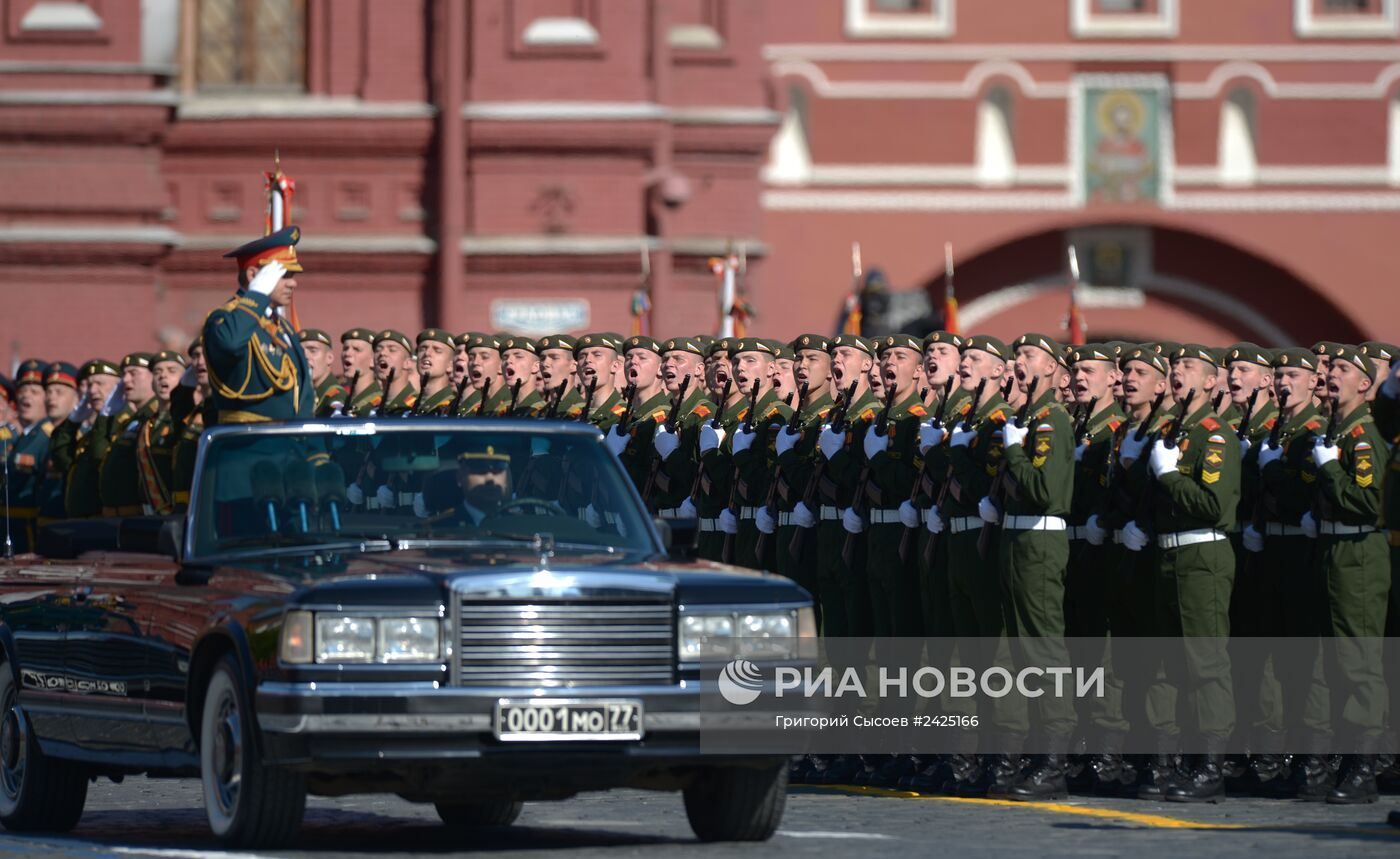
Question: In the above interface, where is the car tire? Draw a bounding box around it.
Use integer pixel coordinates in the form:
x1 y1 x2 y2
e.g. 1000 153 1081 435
683 762 788 842
0 660 87 832
434 798 524 828
200 654 305 848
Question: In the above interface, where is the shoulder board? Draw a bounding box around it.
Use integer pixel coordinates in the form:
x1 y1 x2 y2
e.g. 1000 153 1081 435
405 394 418 407
1263 416 1277 429
1107 418 1122 432
860 407 876 422
909 404 928 417
0 427 11 441
989 409 1007 422
611 403 627 416
765 405 782 419
39 420 53 437
958 401 973 416
1350 424 1366 438
816 405 832 419
1304 419 1321 431
651 408 668 423
1036 406 1052 420
693 404 712 418
1200 417 1221 431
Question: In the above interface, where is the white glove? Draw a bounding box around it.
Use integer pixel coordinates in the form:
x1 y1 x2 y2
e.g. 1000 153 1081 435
178 365 198 388
817 425 845 460
1120 432 1148 464
733 427 757 455
977 496 1000 525
329 399 347 418
919 423 946 454
375 485 396 509
1300 511 1318 539
1001 421 1028 448
699 423 725 454
1311 439 1340 468
949 422 976 448
346 483 365 506
776 426 801 457
584 503 603 529
792 501 817 529
653 425 680 460
1085 514 1107 546
1243 524 1265 553
1257 441 1284 469
604 425 630 457
247 260 287 297
925 508 944 534
718 508 740 535
863 426 888 460
1121 520 1150 552
840 507 866 534
755 507 777 535
1149 439 1181 478
678 497 698 519
898 500 920 528
412 492 429 519
100 383 126 418
1238 436 1251 458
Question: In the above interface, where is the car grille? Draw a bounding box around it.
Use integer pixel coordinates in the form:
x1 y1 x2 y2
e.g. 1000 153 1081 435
455 598 676 688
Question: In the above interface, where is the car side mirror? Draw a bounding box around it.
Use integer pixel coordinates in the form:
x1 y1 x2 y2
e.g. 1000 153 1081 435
157 518 183 563
657 517 699 560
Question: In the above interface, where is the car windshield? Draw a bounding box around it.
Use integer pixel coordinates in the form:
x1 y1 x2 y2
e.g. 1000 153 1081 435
188 422 657 560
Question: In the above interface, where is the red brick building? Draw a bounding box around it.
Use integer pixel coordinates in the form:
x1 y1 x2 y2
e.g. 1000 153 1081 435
3 0 1399 362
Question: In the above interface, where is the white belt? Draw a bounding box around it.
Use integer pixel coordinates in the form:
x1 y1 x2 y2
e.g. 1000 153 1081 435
1157 528 1226 550
1318 521 1377 536
1068 526 1088 541
366 497 382 511
740 506 758 520
1112 529 1124 545
778 512 796 527
868 508 903 525
699 518 719 532
950 515 981 534
397 492 415 507
1265 523 1306 537
658 507 685 520
1003 515 1067 531
820 505 841 521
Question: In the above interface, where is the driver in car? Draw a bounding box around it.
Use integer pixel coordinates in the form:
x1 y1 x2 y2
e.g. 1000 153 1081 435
427 444 514 526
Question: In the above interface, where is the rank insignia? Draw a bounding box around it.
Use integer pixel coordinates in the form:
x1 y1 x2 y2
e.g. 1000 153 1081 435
693 404 711 418
1202 470 1221 484
1034 436 1052 455
1205 450 1223 466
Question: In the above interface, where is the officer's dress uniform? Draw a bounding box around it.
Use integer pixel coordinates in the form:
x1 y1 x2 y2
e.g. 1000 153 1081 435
4 411 52 553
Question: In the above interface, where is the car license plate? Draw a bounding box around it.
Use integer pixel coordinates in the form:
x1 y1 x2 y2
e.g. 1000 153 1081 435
493 698 644 742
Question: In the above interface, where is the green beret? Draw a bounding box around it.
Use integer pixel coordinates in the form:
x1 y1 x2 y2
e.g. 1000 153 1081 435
732 338 776 356
43 361 79 389
416 328 456 349
538 333 578 353
373 330 413 352
151 350 188 369
1226 342 1273 369
1330 343 1377 381
1271 348 1317 371
576 332 624 354
187 334 203 356
298 328 333 348
707 337 734 358
502 335 538 354
1105 340 1133 358
693 334 715 352
830 334 874 356
462 332 502 352
1361 341 1398 363
662 336 707 356
772 342 796 361
623 335 661 355
1070 343 1115 364
340 327 376 345
1149 341 1181 358
1311 340 1342 358
923 330 963 350
78 359 119 382
1012 332 1067 366
878 333 923 355
961 334 1008 359
1172 343 1221 367
121 352 154 370
1120 345 1168 375
792 333 832 354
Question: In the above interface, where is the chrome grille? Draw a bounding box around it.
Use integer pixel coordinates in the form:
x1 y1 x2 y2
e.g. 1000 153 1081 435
455 599 676 688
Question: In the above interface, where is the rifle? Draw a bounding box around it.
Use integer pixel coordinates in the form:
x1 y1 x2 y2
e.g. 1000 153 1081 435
475 377 494 417
411 372 431 415
788 380 859 559
578 378 598 422
1073 401 1094 444
543 383 566 420
616 383 639 434
976 376 1039 560
641 374 692 508
755 382 810 560
379 369 396 415
1164 388 1197 449
1211 389 1228 416
841 382 897 567
923 378 989 565
898 376 955 563
720 381 764 564
446 376 469 416
1249 389 1291 543
336 370 361 416
1322 393 1344 446
687 377 732 505
1236 388 1261 442
506 379 523 416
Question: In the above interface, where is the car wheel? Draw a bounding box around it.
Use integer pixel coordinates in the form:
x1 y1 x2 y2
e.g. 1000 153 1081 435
683 763 788 842
0 659 87 832
200 654 305 848
434 798 524 828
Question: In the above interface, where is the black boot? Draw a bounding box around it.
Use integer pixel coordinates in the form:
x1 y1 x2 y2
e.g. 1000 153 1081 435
1164 754 1226 803
1249 754 1292 798
905 756 956 793
1288 754 1335 802
1008 754 1069 801
1086 732 1129 797
819 755 864 785
1137 753 1181 801
1327 755 1379 804
871 754 919 789
984 753 1024 799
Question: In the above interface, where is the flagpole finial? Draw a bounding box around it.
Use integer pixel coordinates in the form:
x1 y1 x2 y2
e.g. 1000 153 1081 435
274 148 280 172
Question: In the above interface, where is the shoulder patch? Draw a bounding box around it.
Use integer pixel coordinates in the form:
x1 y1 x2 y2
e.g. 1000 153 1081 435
1036 423 1053 432
1304 420 1322 431
816 406 832 419
1350 424 1366 438
1207 434 1226 444
693 404 712 419
860 408 876 422
1356 441 1373 451
611 403 627 416
909 404 928 417
1264 416 1277 429
765 405 783 419
988 409 1007 423
651 408 668 423
1201 417 1221 431
1107 418 1122 432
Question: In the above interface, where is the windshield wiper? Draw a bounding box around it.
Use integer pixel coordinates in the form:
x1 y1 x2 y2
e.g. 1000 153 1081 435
376 534 625 554
208 535 392 561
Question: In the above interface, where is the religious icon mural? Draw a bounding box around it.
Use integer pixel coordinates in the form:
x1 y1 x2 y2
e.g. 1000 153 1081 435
1082 86 1163 204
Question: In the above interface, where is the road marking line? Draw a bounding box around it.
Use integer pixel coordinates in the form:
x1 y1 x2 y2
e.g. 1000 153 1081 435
778 830 895 839
112 848 287 859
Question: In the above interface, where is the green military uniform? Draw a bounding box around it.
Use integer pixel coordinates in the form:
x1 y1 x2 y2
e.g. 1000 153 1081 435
58 360 122 518
1368 346 1400 783
416 384 456 416
649 341 716 517
615 388 672 493
134 351 186 515
379 382 419 417
772 352 835 606
339 328 382 417
97 384 159 517
412 329 459 416
346 381 384 417
697 391 747 562
299 330 349 417
38 362 82 522
729 377 794 571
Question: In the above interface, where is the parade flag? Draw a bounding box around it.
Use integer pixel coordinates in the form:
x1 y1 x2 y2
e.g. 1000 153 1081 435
837 241 863 335
712 243 741 338
1065 244 1086 346
264 151 302 330
942 242 959 335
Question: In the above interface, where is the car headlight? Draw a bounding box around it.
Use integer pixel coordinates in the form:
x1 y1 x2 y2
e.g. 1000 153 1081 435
281 613 444 665
680 613 734 660
377 617 440 663
316 616 376 663
680 608 812 661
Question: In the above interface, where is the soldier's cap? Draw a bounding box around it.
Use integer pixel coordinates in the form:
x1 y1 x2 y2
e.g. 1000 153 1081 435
152 350 188 369
661 336 706 356
1149 340 1182 357
537 333 578 353
1226 342 1273 369
1330 343 1377 381
372 330 413 353
463 332 503 352
1012 333 1068 367
121 352 154 371
731 338 776 357
456 442 511 468
78 359 119 382
1120 345 1168 375
693 334 715 352
187 334 203 356
623 335 661 355
923 330 963 350
298 328 333 348
878 333 923 356
340 327 376 345
1271 348 1317 371
960 334 1008 359
575 332 624 355
502 335 538 355
792 333 832 354
1171 343 1221 367
43 361 79 389
707 337 733 358
224 224 303 273
1105 340 1133 358
772 341 796 361
1361 340 1399 363
15 359 47 387
0 375 12 405
1311 340 1342 357
416 328 456 349
1070 343 1115 364
830 334 875 357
